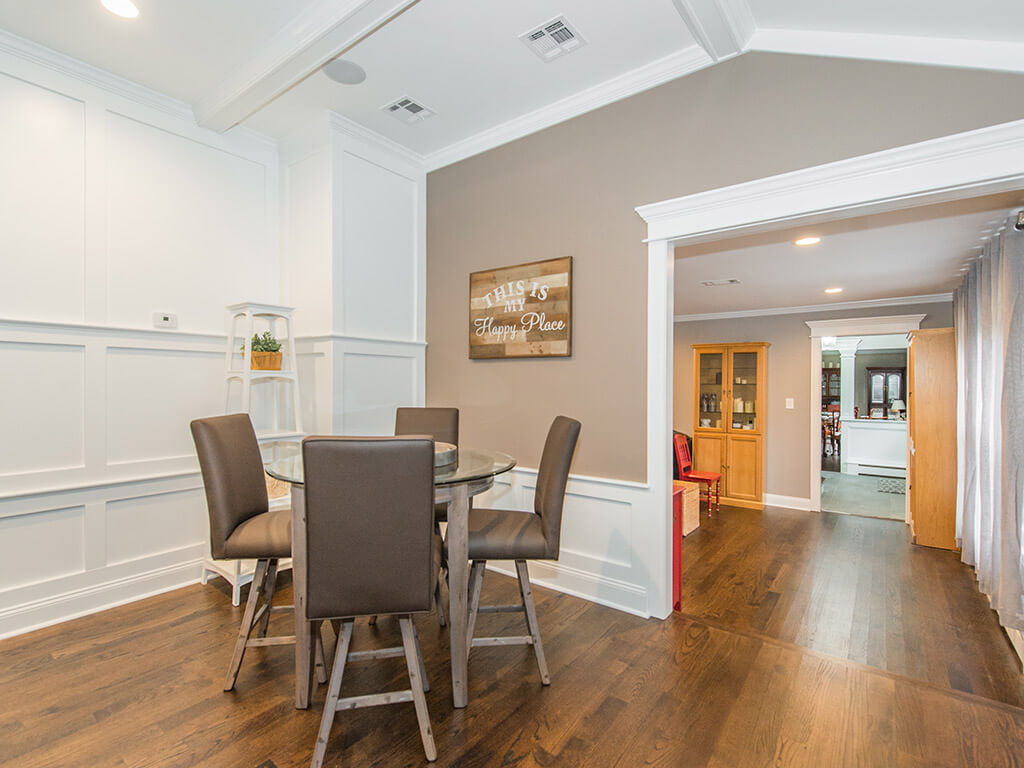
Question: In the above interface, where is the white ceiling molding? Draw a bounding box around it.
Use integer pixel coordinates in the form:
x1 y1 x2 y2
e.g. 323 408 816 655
673 292 952 323
193 0 420 133
328 111 425 169
424 45 713 171
805 314 926 338
670 0 754 61
636 118 1024 243
749 28 1024 74
0 27 277 151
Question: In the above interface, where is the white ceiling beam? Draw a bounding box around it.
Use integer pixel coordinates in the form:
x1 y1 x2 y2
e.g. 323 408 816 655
671 0 755 62
749 28 1024 74
193 0 420 133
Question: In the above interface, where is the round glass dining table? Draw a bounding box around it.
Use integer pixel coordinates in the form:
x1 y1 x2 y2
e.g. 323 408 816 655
266 446 516 711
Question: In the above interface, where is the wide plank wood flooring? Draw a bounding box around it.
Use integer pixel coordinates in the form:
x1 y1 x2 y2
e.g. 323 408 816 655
2 506 1023 767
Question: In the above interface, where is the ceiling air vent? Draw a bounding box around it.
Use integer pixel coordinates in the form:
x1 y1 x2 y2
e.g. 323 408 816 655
700 278 741 287
382 96 435 125
520 16 587 61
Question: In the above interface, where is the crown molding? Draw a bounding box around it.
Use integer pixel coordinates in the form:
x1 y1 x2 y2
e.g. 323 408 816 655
637 117 1024 243
0 28 278 152
749 27 1024 74
671 0 753 61
673 293 952 323
328 111 426 170
424 44 714 171
194 0 418 133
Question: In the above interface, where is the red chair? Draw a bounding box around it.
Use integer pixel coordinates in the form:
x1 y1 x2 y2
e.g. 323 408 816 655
674 433 721 516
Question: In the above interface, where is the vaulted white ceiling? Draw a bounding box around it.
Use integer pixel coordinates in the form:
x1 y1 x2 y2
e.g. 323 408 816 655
673 192 1024 318
0 0 1022 166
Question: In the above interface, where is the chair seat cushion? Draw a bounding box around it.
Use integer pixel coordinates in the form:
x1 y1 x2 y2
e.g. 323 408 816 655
223 508 292 559
465 508 549 561
682 470 721 482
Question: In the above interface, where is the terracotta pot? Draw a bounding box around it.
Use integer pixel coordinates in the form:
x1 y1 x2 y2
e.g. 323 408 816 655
251 351 282 370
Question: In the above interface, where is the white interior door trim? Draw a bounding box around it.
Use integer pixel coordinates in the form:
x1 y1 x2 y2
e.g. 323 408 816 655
637 117 1024 619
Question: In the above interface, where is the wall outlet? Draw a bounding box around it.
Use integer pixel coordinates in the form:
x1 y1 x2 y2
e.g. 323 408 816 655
153 312 178 329
785 397 795 409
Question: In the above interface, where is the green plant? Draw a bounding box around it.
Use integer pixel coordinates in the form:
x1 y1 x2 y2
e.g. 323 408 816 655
247 331 281 353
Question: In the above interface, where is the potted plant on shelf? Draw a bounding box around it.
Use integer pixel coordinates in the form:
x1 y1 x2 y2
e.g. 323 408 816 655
248 331 282 370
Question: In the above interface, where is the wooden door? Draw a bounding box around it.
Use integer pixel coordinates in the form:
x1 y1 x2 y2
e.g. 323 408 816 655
908 329 957 550
726 434 761 504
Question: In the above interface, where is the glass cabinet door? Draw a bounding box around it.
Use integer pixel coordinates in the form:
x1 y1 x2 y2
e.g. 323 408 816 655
697 351 724 430
730 349 759 432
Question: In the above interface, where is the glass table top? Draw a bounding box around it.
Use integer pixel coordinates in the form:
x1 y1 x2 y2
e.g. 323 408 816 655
266 446 516 487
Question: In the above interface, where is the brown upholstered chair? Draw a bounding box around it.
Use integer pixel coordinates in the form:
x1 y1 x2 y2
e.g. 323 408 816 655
303 436 439 766
461 416 580 685
190 413 325 692
392 406 459 626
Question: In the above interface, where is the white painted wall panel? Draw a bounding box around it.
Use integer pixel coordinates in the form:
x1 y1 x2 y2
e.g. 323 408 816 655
340 352 415 435
105 347 222 465
105 489 206 566
0 506 85 590
339 153 417 340
286 150 333 336
0 341 84 476
105 112 272 332
0 73 85 322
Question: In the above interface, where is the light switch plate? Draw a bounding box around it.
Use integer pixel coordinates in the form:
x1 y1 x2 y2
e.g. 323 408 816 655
153 312 178 329
785 397 795 409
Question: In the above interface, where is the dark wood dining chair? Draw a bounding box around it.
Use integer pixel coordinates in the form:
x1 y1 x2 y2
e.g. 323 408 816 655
302 436 440 766
190 413 326 692
460 416 580 685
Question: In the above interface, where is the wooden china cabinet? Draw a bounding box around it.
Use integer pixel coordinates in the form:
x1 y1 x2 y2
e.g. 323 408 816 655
691 343 769 510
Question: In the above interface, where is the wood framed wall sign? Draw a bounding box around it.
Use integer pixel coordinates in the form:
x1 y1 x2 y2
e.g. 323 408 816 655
469 256 572 359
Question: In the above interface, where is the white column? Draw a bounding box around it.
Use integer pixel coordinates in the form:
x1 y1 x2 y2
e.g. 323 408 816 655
836 338 861 421
645 238 674 620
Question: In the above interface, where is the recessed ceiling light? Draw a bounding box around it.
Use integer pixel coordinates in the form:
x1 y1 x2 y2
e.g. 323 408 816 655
795 236 821 246
825 287 843 294
323 58 366 85
101 0 139 18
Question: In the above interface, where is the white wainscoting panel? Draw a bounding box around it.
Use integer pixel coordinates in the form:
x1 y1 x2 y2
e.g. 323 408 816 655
105 111 274 332
339 151 418 342
0 341 85 477
105 346 223 467
0 72 85 323
0 505 85 591
474 468 649 617
340 350 417 435
105 488 206 567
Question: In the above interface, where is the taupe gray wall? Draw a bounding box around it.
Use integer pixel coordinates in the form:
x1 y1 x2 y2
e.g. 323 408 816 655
426 52 1024 483
673 302 953 499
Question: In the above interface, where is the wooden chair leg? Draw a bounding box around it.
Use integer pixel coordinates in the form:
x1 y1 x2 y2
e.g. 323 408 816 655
257 559 279 638
411 618 430 692
435 579 447 627
224 558 269 691
465 560 485 652
515 560 550 685
399 617 437 762
311 619 353 768
314 627 328 685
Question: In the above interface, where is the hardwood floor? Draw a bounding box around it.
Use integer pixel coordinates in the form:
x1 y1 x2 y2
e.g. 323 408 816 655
2 508 1023 767
679 504 1024 707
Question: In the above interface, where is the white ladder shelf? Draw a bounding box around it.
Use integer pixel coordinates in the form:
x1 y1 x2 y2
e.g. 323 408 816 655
201 302 303 605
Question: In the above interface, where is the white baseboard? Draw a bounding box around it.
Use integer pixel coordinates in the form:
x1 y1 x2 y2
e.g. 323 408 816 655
485 559 648 618
764 494 815 511
0 558 203 640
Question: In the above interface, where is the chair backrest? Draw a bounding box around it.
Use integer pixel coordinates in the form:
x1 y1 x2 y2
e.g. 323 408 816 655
395 407 459 446
190 414 269 559
302 436 436 620
673 433 693 475
533 416 581 558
